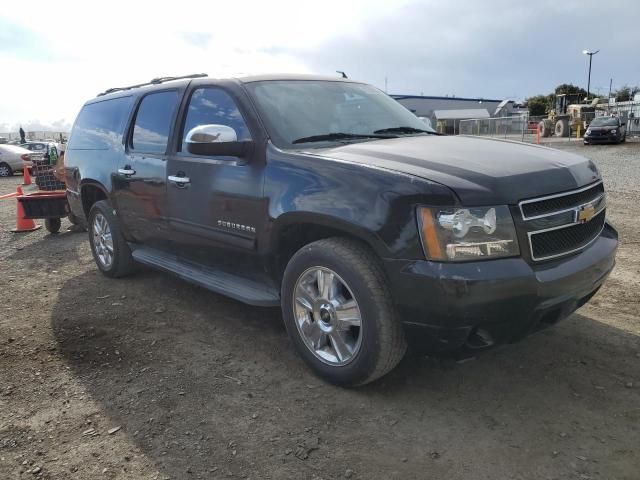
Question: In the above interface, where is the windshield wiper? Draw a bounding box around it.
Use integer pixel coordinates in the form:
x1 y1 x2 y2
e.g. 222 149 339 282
373 126 439 135
292 132 395 144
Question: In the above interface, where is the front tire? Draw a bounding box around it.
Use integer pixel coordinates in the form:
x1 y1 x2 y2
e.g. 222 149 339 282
555 119 569 137
281 238 406 386
88 200 135 278
0 163 12 177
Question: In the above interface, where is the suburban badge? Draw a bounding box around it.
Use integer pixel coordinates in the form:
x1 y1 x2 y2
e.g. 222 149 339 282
217 220 256 233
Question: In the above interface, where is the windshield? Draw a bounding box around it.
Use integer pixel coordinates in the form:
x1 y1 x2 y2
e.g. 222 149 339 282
245 80 435 148
590 117 619 127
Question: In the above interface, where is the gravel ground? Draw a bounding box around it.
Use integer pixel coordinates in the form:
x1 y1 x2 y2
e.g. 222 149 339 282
0 142 639 480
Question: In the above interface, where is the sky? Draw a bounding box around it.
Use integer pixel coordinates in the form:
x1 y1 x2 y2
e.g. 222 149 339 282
1 0 638 133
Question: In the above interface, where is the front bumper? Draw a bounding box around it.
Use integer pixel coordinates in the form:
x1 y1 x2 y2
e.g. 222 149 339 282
584 134 619 143
384 223 618 354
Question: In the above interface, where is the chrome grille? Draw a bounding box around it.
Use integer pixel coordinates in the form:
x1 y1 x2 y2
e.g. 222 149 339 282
519 181 606 261
520 182 604 219
530 211 606 260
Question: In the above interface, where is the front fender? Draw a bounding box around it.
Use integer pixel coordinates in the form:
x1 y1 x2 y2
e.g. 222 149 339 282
263 143 457 259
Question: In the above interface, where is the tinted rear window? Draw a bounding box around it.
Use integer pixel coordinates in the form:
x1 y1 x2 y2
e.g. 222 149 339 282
67 96 133 150
131 90 179 154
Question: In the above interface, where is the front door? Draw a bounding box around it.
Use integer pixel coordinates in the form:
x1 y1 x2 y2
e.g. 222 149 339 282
112 89 181 249
166 85 266 274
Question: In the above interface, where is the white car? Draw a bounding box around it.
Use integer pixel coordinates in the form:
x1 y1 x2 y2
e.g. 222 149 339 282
0 144 33 177
20 141 61 159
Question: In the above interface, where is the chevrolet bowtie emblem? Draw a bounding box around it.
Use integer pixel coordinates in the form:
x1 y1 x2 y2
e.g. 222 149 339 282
577 204 596 223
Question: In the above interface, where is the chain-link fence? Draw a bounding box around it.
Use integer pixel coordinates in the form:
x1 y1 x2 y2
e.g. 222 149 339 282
609 100 640 136
458 104 640 145
458 115 531 141
459 114 606 144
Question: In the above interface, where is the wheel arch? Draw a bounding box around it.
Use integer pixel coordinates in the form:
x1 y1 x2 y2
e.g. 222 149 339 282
267 212 389 282
80 180 109 218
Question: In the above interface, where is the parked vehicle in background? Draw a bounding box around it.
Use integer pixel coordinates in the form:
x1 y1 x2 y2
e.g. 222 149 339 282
0 144 33 176
21 141 60 160
65 74 617 386
417 116 433 130
584 116 626 145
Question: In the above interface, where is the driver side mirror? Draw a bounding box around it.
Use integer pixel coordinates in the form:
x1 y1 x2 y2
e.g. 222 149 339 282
185 124 254 158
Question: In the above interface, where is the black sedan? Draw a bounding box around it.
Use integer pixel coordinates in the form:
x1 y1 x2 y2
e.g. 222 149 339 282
584 116 626 144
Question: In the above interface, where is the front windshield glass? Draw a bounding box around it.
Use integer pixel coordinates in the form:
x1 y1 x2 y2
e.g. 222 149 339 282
246 80 435 148
590 117 619 127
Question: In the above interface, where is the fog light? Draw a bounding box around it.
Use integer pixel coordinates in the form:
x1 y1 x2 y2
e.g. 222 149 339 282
446 240 514 260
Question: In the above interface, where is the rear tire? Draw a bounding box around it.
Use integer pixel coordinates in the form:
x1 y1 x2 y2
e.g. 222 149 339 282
555 119 569 137
88 200 135 278
45 218 61 234
281 237 407 386
0 163 12 177
539 120 553 138
538 121 546 138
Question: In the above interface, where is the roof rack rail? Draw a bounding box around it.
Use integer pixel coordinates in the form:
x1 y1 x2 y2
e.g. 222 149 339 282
97 73 208 97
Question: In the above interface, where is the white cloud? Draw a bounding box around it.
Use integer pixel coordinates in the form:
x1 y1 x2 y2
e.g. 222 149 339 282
0 0 409 129
1 0 637 132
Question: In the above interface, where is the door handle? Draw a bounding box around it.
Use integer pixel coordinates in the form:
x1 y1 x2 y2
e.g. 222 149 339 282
168 175 191 185
118 168 136 176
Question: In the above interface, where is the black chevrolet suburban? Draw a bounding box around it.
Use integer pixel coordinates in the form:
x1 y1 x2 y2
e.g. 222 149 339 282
64 74 617 386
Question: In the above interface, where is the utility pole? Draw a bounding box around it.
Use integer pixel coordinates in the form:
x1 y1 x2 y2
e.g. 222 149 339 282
384 77 388 93
582 49 600 100
608 78 613 112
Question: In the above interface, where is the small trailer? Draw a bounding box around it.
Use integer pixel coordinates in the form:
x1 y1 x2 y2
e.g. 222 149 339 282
17 155 80 233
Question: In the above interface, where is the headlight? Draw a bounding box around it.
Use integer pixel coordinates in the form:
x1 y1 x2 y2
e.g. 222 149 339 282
418 206 519 261
586 129 591 135
610 129 617 134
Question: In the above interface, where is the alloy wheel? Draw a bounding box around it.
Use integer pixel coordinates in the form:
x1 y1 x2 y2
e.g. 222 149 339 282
92 213 114 268
293 266 363 366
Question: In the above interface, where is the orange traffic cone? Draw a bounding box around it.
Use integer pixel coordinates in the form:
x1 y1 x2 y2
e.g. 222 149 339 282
22 165 32 186
11 186 41 233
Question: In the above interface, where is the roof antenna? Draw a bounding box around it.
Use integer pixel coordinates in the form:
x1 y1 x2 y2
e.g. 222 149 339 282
336 70 348 79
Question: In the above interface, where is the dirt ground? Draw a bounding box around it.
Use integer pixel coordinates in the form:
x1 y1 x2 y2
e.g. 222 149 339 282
1 142 638 480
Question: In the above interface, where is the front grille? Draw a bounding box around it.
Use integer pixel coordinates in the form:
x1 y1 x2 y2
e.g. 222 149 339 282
519 181 607 261
521 182 604 218
530 211 605 260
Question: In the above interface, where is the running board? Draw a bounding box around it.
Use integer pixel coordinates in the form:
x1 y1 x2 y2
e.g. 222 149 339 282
131 246 280 307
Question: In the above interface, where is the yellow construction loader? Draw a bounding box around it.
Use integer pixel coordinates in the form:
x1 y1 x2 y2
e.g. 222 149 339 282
538 94 599 137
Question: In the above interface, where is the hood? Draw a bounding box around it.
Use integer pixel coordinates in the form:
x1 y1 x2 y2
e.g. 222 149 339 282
307 135 600 205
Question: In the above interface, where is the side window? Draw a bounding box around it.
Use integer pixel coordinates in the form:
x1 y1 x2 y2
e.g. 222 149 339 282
67 96 134 150
180 88 251 152
131 91 179 154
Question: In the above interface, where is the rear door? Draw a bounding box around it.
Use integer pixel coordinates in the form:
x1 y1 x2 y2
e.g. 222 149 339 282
111 89 182 249
165 84 267 272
